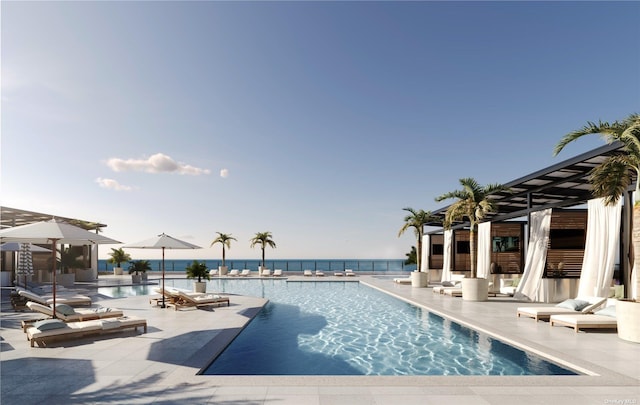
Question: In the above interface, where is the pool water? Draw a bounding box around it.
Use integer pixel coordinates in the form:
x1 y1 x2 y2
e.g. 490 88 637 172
138 279 576 376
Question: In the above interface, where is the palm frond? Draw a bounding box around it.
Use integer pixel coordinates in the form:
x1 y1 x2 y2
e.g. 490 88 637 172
589 156 634 205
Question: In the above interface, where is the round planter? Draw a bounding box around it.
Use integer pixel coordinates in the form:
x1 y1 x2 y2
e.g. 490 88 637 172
194 281 207 293
411 271 428 288
462 278 489 302
616 300 640 343
219 266 228 276
75 268 97 282
131 274 141 284
113 267 123 276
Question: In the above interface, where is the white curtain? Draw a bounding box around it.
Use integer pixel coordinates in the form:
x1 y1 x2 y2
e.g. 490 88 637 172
476 222 491 279
515 208 552 301
441 229 453 282
420 234 430 272
578 197 622 298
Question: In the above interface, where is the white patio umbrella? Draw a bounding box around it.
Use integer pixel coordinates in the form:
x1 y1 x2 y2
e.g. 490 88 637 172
123 233 201 308
0 219 121 315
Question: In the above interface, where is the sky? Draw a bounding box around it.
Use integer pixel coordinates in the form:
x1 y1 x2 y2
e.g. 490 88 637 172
1 1 639 261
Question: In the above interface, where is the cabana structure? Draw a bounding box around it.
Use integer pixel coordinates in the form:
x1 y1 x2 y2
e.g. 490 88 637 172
426 142 634 302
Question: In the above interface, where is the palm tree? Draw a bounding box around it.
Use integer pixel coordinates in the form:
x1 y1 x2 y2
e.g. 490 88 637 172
398 208 437 272
210 232 237 269
435 178 508 278
107 248 131 268
250 232 276 271
554 113 640 298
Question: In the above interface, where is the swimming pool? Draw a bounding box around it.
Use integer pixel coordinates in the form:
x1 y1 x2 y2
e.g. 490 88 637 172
113 279 576 376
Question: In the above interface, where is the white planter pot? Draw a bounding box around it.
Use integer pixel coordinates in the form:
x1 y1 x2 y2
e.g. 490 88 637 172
131 274 141 284
113 267 123 276
219 266 228 276
411 271 428 288
462 278 489 302
58 273 75 288
194 281 207 293
75 268 96 282
617 300 640 343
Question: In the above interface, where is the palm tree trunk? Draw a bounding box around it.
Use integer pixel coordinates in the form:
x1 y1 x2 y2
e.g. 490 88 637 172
416 234 422 272
633 204 640 299
469 228 477 278
222 246 226 268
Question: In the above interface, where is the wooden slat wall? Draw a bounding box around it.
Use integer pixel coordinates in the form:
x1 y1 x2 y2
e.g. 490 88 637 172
453 230 470 271
429 234 444 269
490 222 524 274
546 210 587 278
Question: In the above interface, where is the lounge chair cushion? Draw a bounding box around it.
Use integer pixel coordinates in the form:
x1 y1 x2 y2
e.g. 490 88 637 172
442 281 456 287
55 304 76 316
594 305 617 318
555 299 590 311
33 319 66 331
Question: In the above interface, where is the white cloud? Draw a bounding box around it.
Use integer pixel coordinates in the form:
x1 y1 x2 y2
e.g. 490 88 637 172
95 178 135 191
220 168 229 178
106 153 211 175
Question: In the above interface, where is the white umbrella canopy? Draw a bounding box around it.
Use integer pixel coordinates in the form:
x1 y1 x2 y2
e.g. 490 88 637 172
0 219 121 315
123 233 201 308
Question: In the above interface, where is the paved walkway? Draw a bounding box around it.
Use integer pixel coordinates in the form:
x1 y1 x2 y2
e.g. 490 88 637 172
1 274 638 404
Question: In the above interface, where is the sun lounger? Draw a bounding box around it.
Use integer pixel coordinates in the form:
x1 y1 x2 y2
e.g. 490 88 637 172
18 289 92 307
304 270 313 277
345 269 356 276
273 269 283 277
173 291 230 311
26 315 147 347
394 277 412 284
261 269 272 277
22 302 124 331
209 269 218 277
443 288 463 297
240 269 251 277
315 270 325 277
549 302 617 332
517 296 607 322
334 272 344 277
228 269 240 277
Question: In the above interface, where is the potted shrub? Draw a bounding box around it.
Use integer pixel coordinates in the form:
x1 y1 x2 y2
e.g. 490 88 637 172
107 248 131 276
57 246 85 287
398 208 438 287
128 260 150 284
185 260 210 293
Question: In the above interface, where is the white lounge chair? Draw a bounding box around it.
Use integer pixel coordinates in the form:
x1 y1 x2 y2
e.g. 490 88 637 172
517 296 607 322
209 269 218 277
240 269 251 277
18 289 92 307
23 302 124 331
345 269 356 276
315 270 325 277
303 269 313 277
261 269 272 277
228 269 240 277
549 301 617 332
273 269 283 277
26 316 147 347
174 291 230 311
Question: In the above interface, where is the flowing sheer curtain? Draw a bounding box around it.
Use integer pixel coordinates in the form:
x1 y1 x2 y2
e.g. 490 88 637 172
441 229 453 282
578 197 622 298
420 234 430 272
515 208 552 301
476 222 491 279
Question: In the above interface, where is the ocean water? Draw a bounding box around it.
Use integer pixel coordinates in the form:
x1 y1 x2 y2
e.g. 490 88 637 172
97 259 414 273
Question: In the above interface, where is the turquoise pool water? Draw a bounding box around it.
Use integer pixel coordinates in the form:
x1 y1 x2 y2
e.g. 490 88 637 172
99 279 576 376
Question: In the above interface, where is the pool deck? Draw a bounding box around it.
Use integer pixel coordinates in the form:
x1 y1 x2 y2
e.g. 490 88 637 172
1 274 638 404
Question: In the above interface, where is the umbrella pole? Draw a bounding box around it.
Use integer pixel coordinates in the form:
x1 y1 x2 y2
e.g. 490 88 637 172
161 247 166 308
51 239 58 318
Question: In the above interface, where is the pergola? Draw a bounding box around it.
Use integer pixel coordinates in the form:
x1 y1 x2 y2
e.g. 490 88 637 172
425 141 635 291
0 206 107 231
